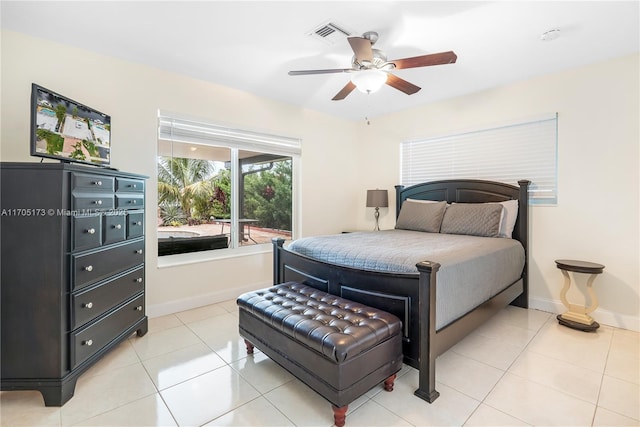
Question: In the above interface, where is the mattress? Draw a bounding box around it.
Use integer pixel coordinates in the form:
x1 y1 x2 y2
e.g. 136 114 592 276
287 230 525 329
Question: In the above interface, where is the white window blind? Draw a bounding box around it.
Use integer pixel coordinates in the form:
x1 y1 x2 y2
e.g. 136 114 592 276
158 113 301 156
400 114 558 204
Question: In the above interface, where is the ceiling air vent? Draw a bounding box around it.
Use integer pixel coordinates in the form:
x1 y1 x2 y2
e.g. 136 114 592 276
308 21 353 46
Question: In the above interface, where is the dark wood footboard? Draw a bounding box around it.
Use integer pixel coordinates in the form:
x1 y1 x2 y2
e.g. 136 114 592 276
273 237 427 367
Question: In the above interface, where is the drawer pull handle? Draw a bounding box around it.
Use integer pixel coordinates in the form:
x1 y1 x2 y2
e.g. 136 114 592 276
114 224 122 230
83 339 93 346
94 200 103 205
87 228 96 234
85 265 93 272
135 221 142 226
94 181 102 186
136 278 143 283
82 302 93 309
130 200 137 204
136 249 143 254
135 305 143 311
131 184 137 189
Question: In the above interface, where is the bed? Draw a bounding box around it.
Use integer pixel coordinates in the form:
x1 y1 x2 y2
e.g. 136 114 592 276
272 179 530 402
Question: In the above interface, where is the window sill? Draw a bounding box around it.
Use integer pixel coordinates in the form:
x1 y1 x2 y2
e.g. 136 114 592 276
157 243 272 268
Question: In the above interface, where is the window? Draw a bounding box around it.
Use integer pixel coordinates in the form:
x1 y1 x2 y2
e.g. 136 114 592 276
157 113 300 256
400 114 558 205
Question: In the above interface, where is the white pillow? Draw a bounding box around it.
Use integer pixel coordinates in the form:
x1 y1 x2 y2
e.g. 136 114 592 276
493 200 518 238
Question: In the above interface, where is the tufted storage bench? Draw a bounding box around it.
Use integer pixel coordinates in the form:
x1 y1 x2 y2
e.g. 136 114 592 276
237 282 403 427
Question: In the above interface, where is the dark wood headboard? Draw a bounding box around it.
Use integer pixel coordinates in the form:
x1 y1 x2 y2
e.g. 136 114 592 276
395 179 531 307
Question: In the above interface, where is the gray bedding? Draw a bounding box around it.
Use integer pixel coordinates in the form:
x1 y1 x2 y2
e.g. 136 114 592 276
287 230 525 329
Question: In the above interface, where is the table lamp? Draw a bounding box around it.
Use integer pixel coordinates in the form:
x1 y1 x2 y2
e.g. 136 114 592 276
366 189 388 231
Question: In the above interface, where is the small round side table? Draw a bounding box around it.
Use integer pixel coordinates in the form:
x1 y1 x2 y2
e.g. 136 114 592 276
555 259 605 332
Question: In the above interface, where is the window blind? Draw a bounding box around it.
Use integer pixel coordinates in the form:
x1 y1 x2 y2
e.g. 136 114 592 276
158 113 301 156
400 114 558 204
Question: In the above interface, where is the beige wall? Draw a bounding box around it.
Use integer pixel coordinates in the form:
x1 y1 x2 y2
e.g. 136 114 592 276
2 30 638 330
357 53 639 330
0 30 360 315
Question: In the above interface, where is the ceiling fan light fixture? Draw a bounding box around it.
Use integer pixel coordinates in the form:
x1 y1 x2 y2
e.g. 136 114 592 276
351 69 387 93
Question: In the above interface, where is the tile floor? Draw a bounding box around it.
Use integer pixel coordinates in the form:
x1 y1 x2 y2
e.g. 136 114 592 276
1 301 638 426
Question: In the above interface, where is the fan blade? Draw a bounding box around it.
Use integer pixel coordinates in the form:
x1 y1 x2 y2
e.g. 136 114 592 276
332 81 357 101
348 37 373 63
386 74 421 95
288 68 353 76
391 51 457 70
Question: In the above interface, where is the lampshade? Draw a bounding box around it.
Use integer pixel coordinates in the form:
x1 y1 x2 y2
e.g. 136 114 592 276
366 189 388 208
351 69 388 94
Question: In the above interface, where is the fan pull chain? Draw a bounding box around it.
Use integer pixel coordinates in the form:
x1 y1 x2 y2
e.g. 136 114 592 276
365 92 372 125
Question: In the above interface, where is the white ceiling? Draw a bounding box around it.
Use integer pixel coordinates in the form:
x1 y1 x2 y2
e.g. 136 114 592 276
2 1 638 122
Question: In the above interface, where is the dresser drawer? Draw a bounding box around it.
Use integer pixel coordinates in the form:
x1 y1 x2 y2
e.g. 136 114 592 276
127 212 144 239
72 194 115 211
71 294 145 369
116 178 144 193
72 215 102 251
72 173 115 192
72 239 144 290
103 214 126 244
115 194 143 210
72 266 144 329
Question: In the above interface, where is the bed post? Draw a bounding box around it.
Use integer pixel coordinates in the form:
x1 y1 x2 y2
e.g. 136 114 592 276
395 185 405 218
272 238 285 285
512 180 530 308
414 260 441 403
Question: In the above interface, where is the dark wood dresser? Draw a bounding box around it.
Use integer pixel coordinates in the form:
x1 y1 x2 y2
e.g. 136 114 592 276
0 162 148 406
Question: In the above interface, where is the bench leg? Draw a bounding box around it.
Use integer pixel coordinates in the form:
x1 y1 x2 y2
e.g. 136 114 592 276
383 374 397 392
244 339 254 354
332 405 348 427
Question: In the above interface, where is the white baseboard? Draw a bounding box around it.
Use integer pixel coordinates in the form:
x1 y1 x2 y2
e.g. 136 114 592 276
529 297 640 332
146 281 271 318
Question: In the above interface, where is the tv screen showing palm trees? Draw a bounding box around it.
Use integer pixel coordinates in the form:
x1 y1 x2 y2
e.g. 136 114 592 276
30 84 111 166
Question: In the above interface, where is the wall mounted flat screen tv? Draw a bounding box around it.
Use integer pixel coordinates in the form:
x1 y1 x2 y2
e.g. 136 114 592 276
31 83 111 167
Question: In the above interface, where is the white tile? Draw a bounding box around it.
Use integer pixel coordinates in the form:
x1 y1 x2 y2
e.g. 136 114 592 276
598 375 640 421
160 365 260 426
218 298 240 314
130 324 202 360
372 369 480 426
508 350 603 403
175 303 228 324
147 313 183 334
450 330 524 370
343 399 412 426
436 350 505 401
263 380 335 427
606 328 640 384
492 306 551 331
230 351 295 394
484 372 595 426
82 339 140 378
142 342 227 390
464 403 530 426
60 363 157 426
188 314 249 363
593 406 640 426
474 317 538 349
70 394 177 426
0 391 61 426
204 396 294 426
526 320 613 372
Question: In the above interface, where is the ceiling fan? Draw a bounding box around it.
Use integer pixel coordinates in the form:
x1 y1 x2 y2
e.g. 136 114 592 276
288 31 457 101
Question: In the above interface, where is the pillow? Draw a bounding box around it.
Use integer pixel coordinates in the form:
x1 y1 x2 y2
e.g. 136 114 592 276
440 203 503 237
395 200 447 233
492 200 519 238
